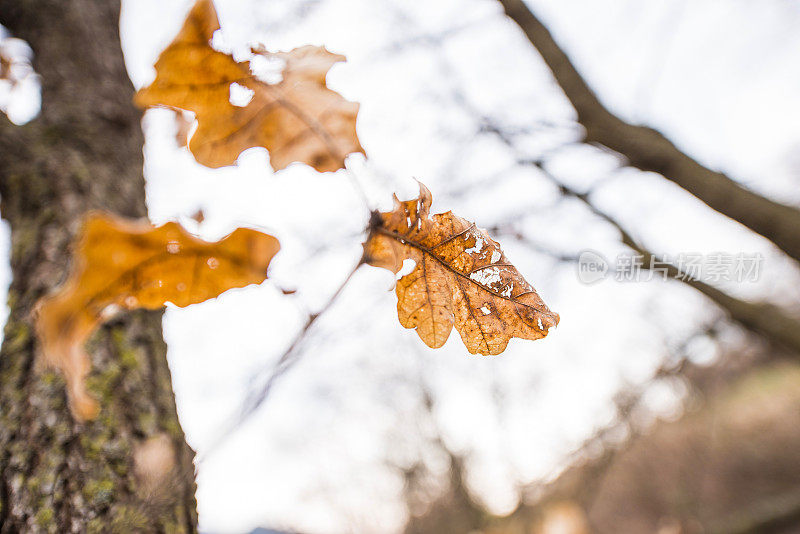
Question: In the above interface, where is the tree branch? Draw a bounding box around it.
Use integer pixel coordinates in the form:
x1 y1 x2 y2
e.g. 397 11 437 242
200 260 363 459
447 74 800 356
526 159 800 356
709 488 800 534
497 0 800 265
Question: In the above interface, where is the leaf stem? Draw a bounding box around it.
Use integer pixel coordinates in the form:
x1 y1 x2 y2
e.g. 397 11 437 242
344 158 374 212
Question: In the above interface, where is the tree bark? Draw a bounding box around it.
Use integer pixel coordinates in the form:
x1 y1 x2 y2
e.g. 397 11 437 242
498 0 800 266
0 1 198 532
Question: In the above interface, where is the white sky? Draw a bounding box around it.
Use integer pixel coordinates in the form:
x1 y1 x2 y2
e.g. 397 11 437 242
3 0 800 532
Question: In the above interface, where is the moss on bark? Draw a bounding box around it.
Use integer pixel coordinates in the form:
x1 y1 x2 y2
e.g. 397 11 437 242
0 1 198 532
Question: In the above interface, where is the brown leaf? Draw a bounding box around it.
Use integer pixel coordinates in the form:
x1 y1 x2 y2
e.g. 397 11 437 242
36 212 279 420
135 0 363 172
363 182 558 355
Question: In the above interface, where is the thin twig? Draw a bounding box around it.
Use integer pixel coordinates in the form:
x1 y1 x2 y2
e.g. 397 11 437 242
487 222 580 264
448 85 800 355
199 260 364 461
344 159 374 212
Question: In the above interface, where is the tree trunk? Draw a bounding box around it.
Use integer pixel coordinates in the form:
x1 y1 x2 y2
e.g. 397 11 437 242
0 1 198 532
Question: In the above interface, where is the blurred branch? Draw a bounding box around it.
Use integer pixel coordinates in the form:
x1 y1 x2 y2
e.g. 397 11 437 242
447 80 800 356
527 339 700 513
487 223 579 264
401 384 489 534
366 18 487 61
507 321 772 532
497 0 800 266
709 488 800 534
527 159 800 356
259 0 322 33
200 260 363 460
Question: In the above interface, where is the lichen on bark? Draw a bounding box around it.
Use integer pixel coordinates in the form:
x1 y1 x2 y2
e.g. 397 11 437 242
0 1 198 532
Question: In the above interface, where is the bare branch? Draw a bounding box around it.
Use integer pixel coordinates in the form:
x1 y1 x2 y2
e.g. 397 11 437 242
527 158 800 356
497 0 800 266
445 78 800 356
708 488 800 534
200 260 364 460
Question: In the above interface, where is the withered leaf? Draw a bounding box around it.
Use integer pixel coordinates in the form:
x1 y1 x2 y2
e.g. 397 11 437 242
36 212 279 420
135 0 363 172
363 183 559 355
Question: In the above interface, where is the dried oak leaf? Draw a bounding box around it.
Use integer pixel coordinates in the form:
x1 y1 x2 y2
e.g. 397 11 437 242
36 212 279 421
135 0 363 172
363 183 559 355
